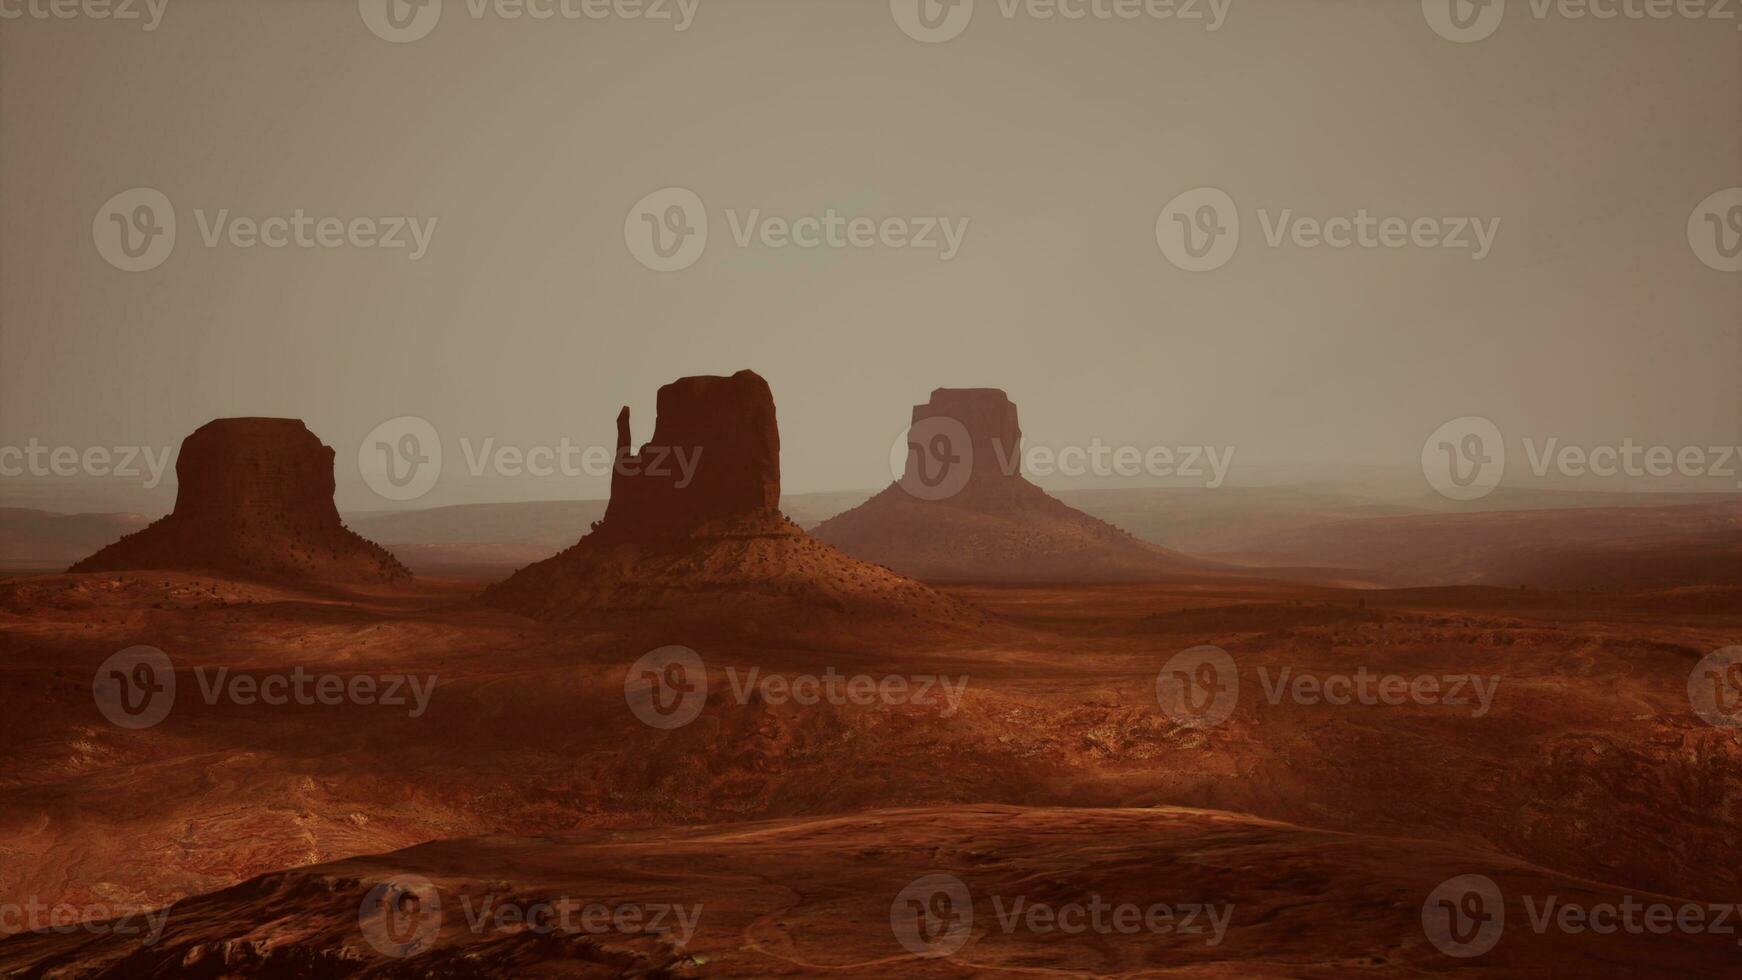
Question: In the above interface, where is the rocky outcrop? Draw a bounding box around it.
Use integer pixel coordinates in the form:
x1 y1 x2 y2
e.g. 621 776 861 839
597 370 781 541
71 418 409 585
484 371 976 628
816 388 1218 583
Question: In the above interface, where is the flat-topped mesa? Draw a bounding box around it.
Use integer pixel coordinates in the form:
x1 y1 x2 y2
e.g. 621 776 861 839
483 370 978 626
908 387 1024 483
813 387 1218 583
71 418 408 585
897 387 1039 509
595 370 781 541
172 418 347 530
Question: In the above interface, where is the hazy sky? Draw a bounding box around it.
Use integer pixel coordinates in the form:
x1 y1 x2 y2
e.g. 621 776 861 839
2 0 1738 510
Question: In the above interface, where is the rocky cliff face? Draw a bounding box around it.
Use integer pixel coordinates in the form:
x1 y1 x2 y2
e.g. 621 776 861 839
904 387 1023 485
597 370 781 541
817 388 1217 583
485 371 976 628
71 418 409 585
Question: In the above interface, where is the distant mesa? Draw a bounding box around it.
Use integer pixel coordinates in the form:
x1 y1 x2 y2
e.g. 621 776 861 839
70 418 410 585
813 388 1217 583
484 370 974 625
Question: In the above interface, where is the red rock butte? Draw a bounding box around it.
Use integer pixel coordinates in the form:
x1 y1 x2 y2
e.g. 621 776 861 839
594 370 782 542
70 418 409 585
484 370 975 626
813 387 1217 583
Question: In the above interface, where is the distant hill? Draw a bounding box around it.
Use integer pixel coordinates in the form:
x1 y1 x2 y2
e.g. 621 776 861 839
0 508 150 572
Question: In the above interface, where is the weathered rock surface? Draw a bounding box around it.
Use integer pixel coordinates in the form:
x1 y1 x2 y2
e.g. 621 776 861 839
485 372 977 627
815 388 1219 583
70 418 409 585
597 369 782 541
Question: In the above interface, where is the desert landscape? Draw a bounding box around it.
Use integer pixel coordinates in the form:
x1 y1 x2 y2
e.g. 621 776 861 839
4 2 1740 977
1 369 1739 976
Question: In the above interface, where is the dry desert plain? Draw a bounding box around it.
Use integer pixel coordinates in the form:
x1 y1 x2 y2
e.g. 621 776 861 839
1 566 1739 976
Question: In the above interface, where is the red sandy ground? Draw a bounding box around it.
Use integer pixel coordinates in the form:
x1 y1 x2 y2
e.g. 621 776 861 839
0 570 1738 976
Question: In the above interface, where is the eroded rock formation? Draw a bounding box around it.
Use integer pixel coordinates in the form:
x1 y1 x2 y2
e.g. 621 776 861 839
816 388 1217 583
597 370 781 541
485 371 974 627
71 418 409 585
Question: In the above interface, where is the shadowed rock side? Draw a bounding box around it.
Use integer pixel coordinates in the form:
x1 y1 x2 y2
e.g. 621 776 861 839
813 388 1221 583
485 371 978 625
69 418 409 585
